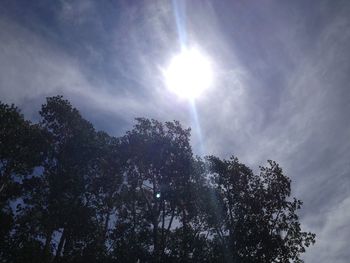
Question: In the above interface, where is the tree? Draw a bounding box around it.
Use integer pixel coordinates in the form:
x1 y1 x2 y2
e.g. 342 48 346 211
205 156 316 263
38 96 102 262
114 118 197 262
0 96 315 263
10 96 103 263
0 102 46 262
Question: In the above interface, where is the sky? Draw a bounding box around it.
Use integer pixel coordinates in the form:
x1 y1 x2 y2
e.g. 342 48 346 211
1 0 350 261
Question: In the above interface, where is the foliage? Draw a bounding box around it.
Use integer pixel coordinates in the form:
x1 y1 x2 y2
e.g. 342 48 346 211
0 96 315 263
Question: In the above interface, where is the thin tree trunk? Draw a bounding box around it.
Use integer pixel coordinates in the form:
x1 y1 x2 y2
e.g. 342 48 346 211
160 207 175 260
167 208 175 232
104 211 110 239
153 218 159 262
160 201 166 260
131 192 137 250
62 233 72 262
43 229 53 261
0 165 12 194
53 228 66 262
182 207 188 262
151 176 160 262
161 201 165 241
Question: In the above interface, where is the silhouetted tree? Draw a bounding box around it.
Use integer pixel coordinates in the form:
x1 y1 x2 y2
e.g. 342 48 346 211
205 156 316 263
0 102 46 262
115 118 197 262
0 96 315 263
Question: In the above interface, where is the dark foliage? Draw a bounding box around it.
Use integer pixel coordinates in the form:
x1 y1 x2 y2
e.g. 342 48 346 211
0 96 315 263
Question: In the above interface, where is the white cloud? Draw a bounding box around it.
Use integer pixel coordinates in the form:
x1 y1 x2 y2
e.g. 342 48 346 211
1 1 350 261
0 17 157 123
303 196 350 263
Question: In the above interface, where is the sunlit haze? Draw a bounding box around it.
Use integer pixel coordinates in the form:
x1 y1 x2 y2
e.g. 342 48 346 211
163 48 213 99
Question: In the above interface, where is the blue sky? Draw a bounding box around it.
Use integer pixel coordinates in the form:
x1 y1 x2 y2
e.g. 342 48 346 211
1 1 350 261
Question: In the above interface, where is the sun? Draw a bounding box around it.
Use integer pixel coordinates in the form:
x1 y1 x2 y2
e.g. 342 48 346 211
163 48 213 100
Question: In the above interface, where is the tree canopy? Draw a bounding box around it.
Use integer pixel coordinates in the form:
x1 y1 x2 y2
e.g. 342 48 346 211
0 96 315 263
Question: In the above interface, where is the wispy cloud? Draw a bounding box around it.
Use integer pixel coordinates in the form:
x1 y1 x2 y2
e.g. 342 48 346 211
1 1 350 261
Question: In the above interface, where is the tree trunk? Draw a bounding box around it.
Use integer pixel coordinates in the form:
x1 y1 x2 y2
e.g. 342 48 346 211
182 207 188 262
43 229 53 262
153 218 159 262
0 165 12 194
53 228 66 262
103 211 110 239
160 201 166 261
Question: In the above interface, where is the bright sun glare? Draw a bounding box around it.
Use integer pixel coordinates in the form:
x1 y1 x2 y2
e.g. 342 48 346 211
164 48 213 99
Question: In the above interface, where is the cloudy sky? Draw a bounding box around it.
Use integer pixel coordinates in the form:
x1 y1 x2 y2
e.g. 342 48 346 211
1 0 350 261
